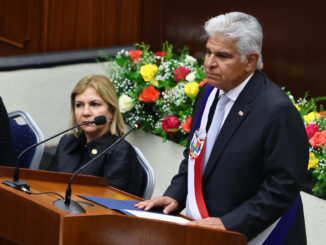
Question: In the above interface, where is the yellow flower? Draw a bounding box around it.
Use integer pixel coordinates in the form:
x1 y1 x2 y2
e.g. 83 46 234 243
140 64 158 82
304 112 320 124
294 103 300 111
184 82 199 99
308 152 319 170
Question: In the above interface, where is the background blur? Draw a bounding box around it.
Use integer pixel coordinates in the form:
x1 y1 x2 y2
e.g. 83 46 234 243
1 0 326 98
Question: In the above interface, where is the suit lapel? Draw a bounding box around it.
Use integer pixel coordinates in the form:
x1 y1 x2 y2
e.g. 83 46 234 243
202 71 262 181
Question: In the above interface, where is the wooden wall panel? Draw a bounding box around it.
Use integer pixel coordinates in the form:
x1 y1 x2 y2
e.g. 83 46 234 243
141 0 165 52
0 0 44 56
0 0 142 56
43 0 142 51
141 0 326 98
0 0 325 98
0 0 29 49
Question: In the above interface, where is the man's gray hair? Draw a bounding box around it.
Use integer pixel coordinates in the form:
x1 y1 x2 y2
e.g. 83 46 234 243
205 12 263 70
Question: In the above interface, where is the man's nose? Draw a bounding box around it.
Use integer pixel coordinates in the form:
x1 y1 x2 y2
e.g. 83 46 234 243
206 55 217 67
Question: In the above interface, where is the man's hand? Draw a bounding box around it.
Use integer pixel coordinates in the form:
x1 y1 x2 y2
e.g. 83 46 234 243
188 217 226 230
135 196 178 214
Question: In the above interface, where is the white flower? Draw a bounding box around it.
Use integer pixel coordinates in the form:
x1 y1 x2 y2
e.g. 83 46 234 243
184 55 197 66
186 72 196 82
119 95 134 113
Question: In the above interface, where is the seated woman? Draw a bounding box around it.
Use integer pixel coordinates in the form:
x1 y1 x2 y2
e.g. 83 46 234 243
0 96 14 166
50 75 144 197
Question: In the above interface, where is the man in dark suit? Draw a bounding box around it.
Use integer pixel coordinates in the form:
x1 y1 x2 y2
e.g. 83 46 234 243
0 96 14 166
136 12 308 244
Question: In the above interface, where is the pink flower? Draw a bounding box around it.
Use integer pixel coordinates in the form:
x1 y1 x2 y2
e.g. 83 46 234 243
162 116 180 136
174 67 190 82
306 124 319 139
309 130 326 148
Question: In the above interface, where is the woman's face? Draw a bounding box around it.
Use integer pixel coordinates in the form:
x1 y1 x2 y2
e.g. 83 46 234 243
74 87 112 142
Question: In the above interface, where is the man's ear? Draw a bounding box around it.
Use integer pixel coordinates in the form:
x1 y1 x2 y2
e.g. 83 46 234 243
245 52 259 72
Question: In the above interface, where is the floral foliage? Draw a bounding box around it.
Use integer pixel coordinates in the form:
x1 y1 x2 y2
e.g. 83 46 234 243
100 42 206 146
287 90 326 198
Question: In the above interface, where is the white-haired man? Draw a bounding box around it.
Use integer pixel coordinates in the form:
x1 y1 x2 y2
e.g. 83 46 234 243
136 12 308 244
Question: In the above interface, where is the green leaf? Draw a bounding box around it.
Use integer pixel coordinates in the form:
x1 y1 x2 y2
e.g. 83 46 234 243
116 57 128 67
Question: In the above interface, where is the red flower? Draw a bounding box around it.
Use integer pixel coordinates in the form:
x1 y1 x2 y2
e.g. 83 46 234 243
138 86 160 103
199 78 207 87
306 124 319 139
155 51 167 57
320 111 326 117
129 50 142 62
182 117 192 133
174 67 190 82
309 130 326 148
162 116 180 136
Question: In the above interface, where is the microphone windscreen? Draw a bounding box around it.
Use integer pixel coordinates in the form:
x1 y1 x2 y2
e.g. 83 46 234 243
94 116 107 125
134 119 144 128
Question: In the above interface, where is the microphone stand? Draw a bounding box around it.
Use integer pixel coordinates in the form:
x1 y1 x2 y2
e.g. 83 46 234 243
53 120 143 214
2 119 102 191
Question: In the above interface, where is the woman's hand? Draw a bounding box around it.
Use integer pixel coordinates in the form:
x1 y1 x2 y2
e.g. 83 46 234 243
135 196 179 214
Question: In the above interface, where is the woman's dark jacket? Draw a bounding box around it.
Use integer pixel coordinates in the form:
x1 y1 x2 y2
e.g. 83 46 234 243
49 131 145 197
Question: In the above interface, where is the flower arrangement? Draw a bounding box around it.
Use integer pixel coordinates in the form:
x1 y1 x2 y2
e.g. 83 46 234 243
99 42 326 198
99 42 206 146
287 91 326 198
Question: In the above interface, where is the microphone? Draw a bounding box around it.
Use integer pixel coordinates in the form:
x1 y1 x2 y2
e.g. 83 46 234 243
53 119 144 214
2 115 107 191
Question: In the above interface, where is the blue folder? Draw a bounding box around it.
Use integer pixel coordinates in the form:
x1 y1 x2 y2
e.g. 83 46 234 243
79 195 163 216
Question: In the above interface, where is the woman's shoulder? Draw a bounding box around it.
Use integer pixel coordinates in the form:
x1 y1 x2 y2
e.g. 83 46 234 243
112 137 135 153
57 133 81 152
59 133 77 144
101 132 133 148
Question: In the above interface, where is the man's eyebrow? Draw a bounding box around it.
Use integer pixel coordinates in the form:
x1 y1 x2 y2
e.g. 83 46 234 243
216 51 232 56
207 50 233 57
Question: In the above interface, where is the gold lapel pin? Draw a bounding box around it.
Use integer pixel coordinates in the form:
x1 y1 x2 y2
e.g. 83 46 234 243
238 110 244 116
91 149 98 155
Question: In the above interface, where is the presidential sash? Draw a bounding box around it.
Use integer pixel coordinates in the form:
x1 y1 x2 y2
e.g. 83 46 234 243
186 86 216 220
248 195 301 245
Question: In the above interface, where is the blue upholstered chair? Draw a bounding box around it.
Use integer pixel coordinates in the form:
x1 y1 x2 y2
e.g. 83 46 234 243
133 146 155 199
8 111 44 169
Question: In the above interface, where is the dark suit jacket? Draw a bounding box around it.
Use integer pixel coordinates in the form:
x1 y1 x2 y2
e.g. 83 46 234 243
164 70 309 243
0 97 14 166
49 131 145 197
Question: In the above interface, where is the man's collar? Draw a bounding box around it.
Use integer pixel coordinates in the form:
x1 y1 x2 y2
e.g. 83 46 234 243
219 72 254 101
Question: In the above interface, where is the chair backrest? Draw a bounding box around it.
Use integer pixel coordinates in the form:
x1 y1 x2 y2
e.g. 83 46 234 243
8 110 44 169
133 146 155 199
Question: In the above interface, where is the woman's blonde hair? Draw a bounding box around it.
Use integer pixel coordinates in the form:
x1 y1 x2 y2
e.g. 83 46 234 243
70 74 125 137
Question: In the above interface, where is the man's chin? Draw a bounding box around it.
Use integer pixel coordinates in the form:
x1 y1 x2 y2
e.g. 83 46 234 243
206 79 222 88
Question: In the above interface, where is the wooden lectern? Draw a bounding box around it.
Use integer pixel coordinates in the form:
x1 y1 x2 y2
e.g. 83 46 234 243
0 167 246 245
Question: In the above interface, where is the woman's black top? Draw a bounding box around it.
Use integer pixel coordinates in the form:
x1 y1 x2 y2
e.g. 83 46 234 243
0 97 14 166
49 131 145 197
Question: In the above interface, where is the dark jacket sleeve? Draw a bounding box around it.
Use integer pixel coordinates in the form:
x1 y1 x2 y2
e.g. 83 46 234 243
47 134 72 172
103 141 145 197
220 99 309 239
0 97 14 166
